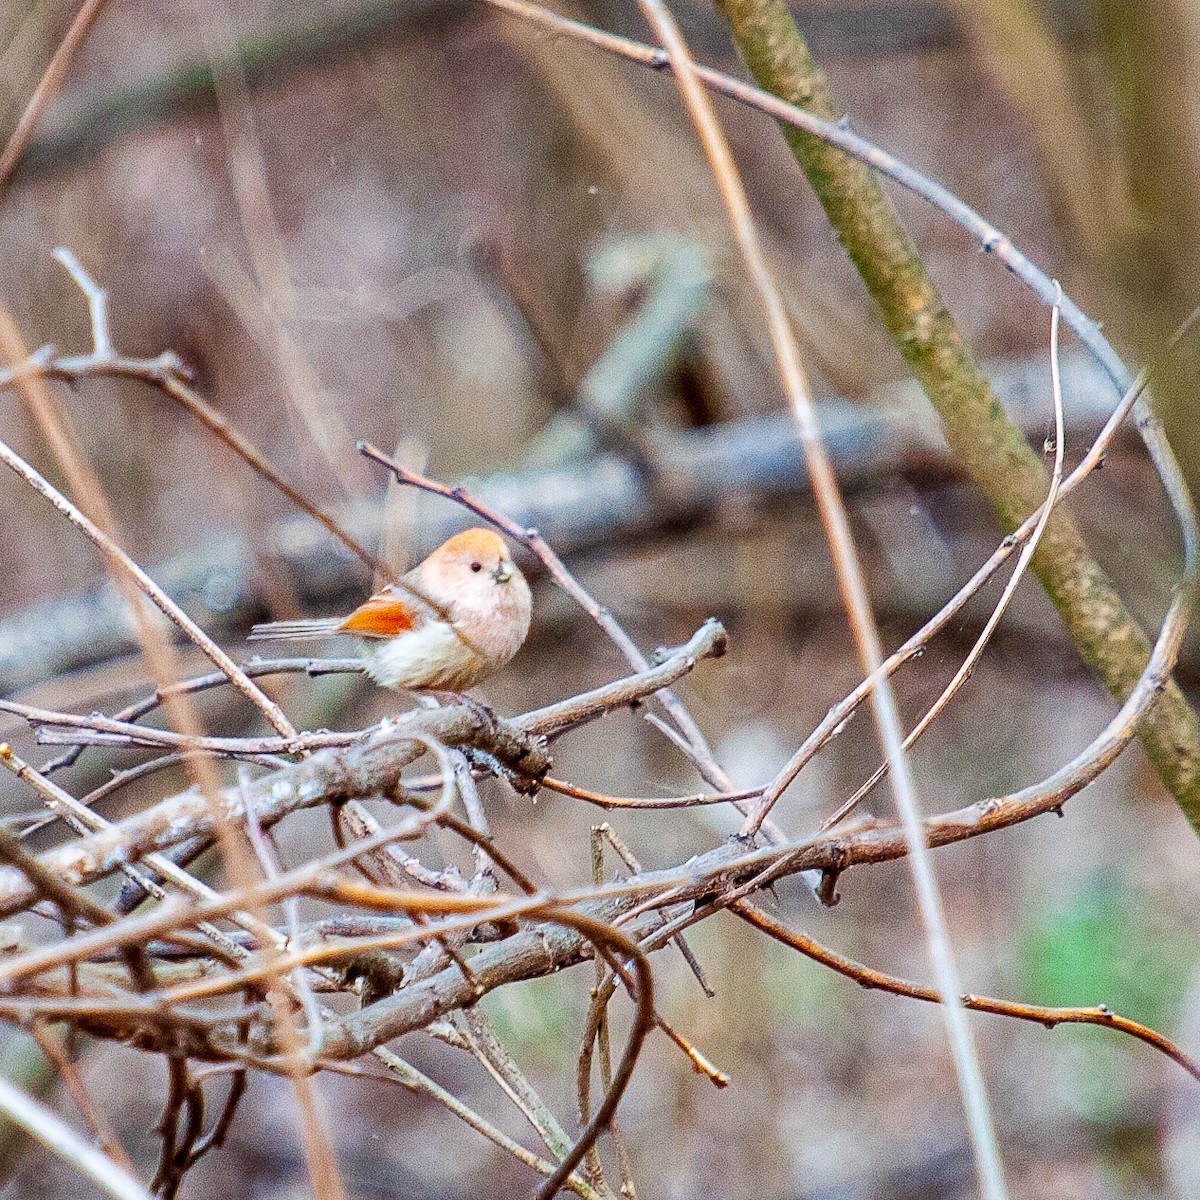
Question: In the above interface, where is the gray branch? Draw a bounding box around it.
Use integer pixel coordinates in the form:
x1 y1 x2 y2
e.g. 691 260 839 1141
0 350 1124 696
0 621 726 918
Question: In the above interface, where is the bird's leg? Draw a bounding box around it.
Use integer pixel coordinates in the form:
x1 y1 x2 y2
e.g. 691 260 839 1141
419 689 497 729
460 745 542 794
415 692 542 792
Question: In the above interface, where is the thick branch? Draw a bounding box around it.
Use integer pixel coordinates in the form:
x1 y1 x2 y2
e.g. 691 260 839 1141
0 707 536 919
0 622 725 917
0 349 1130 696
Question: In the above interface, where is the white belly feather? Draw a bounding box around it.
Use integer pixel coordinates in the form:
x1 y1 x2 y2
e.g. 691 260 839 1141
357 620 480 690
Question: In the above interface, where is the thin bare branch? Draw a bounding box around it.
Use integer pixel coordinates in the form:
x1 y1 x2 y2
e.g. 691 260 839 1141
736 901 1200 1084
627 0 1004 1188
0 0 110 187
822 283 1069 828
0 1072 151 1200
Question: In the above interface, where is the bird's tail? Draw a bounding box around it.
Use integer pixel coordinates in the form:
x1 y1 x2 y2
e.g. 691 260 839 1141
247 617 344 642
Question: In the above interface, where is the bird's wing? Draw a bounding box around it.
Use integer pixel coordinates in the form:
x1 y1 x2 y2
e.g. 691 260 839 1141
336 584 436 639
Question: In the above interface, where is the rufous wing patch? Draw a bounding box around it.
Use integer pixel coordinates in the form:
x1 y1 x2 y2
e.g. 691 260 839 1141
338 594 420 638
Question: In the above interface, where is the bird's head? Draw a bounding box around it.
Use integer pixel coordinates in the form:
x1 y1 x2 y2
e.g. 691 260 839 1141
416 527 529 621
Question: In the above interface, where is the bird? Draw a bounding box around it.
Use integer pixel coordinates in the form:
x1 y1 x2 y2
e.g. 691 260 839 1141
248 527 531 693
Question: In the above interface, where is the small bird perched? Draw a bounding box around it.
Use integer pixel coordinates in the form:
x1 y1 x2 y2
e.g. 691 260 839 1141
248 528 531 692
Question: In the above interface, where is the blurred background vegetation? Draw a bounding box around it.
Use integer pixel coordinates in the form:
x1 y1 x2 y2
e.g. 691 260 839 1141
2 0 1200 1197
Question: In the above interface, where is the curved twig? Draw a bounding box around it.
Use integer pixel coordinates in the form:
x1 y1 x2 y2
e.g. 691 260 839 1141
735 901 1200 1085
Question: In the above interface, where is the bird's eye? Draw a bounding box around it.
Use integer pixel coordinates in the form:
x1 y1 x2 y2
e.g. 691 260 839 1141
470 561 483 573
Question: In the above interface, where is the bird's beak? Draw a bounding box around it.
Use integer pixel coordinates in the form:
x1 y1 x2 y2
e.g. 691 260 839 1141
494 562 513 584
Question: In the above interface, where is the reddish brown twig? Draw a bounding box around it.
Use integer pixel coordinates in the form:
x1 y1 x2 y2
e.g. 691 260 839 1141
0 0 110 187
735 901 1200 1085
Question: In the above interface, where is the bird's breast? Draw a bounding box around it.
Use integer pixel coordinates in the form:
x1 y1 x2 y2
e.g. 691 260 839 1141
359 620 483 690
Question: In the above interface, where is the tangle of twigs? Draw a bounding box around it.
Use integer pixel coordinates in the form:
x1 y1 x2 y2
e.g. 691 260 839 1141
0 11 1197 1186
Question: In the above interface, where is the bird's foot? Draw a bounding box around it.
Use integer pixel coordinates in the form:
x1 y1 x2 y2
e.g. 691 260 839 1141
462 745 542 796
420 689 497 729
